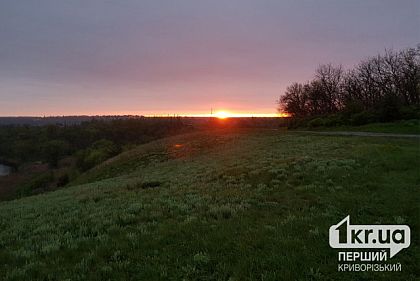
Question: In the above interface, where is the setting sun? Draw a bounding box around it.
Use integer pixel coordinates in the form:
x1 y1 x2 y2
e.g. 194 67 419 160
214 111 230 119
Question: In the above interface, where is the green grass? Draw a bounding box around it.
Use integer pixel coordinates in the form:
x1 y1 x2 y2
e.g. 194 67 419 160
311 119 420 134
0 129 419 280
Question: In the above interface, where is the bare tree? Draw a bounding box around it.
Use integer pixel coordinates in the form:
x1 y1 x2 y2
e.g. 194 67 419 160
315 64 343 113
278 83 308 117
279 45 419 119
341 69 364 110
397 46 420 105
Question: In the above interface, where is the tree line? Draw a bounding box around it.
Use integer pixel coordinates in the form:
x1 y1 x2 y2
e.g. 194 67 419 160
278 45 420 126
0 117 196 199
0 117 191 169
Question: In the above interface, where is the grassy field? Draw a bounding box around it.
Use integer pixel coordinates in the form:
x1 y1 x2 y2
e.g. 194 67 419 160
0 129 419 280
310 119 420 135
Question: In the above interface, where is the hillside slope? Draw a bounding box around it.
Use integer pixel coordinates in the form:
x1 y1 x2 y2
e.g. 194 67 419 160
0 129 418 280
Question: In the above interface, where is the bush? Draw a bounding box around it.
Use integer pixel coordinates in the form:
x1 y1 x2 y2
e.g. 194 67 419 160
56 173 69 187
350 111 378 126
378 94 402 122
76 139 120 171
343 100 364 116
17 172 54 197
399 106 420 120
323 114 346 127
27 173 54 191
308 118 326 128
43 140 70 168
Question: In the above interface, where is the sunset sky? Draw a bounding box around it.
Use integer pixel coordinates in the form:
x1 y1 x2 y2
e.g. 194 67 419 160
0 0 419 116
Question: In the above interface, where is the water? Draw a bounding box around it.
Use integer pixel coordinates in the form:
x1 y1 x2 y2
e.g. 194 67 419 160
0 164 12 176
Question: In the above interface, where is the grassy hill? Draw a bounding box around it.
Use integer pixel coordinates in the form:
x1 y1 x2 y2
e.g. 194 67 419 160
0 129 418 280
306 119 420 135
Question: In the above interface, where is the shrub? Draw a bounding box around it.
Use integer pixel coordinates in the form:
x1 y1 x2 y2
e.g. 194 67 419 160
43 140 70 168
378 94 402 122
17 172 54 197
308 118 326 128
76 139 120 171
322 114 346 126
350 111 378 126
399 106 420 119
56 173 69 187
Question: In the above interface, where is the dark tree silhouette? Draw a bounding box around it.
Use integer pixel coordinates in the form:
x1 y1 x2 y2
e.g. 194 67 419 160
278 45 420 121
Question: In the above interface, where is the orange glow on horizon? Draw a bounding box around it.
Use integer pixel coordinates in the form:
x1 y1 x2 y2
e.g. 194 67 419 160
142 111 290 118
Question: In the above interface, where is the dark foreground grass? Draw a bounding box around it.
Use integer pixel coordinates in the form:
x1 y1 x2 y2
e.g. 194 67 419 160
0 129 419 280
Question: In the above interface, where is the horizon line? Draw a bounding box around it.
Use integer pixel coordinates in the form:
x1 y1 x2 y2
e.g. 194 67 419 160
0 112 289 118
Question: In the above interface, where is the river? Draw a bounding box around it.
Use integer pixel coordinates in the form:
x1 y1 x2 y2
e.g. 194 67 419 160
0 164 12 176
